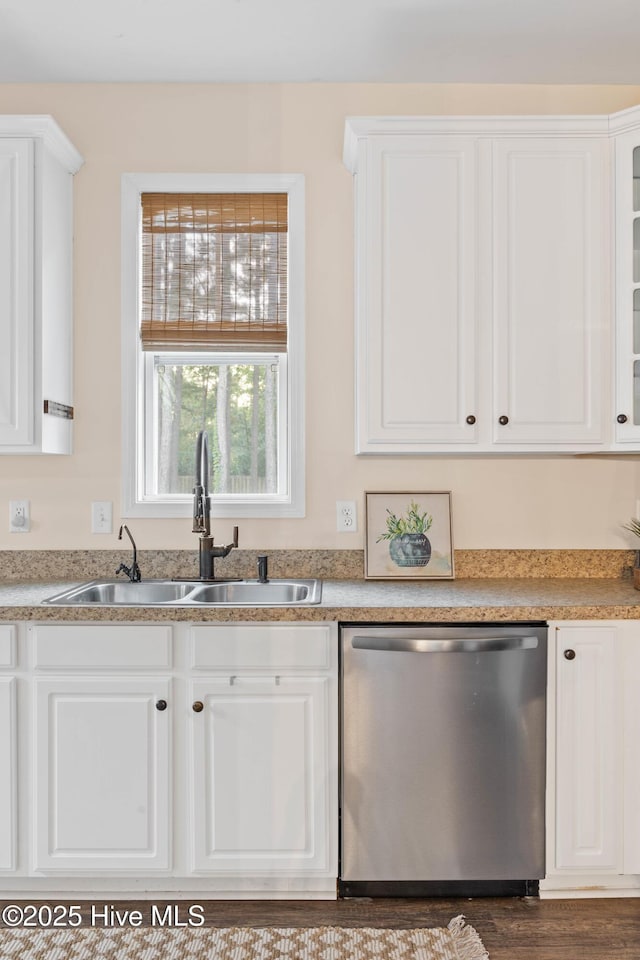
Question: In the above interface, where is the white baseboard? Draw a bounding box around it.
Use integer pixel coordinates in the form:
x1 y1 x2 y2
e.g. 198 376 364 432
541 874 640 898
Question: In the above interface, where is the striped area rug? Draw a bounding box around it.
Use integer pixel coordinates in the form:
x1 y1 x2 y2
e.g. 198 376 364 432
0 916 489 959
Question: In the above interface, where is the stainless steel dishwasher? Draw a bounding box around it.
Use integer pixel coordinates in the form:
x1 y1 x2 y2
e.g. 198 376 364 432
339 622 547 897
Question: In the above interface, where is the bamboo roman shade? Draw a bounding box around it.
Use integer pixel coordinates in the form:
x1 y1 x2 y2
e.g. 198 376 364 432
140 192 288 352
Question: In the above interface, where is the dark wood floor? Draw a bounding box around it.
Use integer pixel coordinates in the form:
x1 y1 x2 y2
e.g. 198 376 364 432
185 897 640 960
2 897 639 959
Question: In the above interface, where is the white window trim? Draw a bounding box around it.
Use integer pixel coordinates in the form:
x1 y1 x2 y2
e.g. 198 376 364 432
120 172 305 519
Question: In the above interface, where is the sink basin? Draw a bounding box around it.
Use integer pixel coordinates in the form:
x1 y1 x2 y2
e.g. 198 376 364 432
43 578 322 606
189 581 316 605
44 580 197 605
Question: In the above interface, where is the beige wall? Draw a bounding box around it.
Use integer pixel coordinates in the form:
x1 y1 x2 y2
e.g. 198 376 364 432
1 82 640 552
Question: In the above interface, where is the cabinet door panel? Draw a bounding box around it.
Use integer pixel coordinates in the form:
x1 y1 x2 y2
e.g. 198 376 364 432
356 136 478 451
623 629 640 873
191 677 331 874
492 139 608 445
34 678 170 872
614 131 640 444
0 678 16 871
555 626 619 871
0 139 33 446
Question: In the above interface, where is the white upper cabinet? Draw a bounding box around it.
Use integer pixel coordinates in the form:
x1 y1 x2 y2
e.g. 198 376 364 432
491 138 609 447
0 139 33 450
344 116 612 454
0 117 83 454
350 134 479 451
612 108 640 446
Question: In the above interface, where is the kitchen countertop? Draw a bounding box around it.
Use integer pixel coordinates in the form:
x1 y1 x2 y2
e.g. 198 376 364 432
0 577 639 622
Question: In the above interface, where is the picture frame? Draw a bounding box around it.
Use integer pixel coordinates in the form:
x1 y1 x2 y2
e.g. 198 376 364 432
364 491 454 580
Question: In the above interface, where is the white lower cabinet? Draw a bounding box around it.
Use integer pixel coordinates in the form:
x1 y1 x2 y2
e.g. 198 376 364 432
190 677 332 875
0 677 17 871
544 621 640 896
0 626 17 872
187 623 337 883
1 620 337 896
31 623 174 873
12 614 640 897
34 677 171 872
622 632 640 875
552 624 619 873
0 678 16 872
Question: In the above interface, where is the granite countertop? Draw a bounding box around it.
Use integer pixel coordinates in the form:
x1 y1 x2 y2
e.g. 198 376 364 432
0 577 639 622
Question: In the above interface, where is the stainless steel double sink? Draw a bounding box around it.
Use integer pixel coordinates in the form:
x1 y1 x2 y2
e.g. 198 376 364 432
43 578 322 607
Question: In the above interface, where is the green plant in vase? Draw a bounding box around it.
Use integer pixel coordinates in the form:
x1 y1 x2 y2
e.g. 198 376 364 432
377 500 433 567
622 518 640 582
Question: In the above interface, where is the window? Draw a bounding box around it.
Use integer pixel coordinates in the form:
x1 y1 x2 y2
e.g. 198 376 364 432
121 174 305 518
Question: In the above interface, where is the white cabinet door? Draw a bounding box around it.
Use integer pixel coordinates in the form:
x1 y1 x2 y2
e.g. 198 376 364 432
34 677 171 872
0 118 82 454
492 138 609 447
554 625 620 872
353 135 479 452
0 139 33 447
622 625 640 874
346 120 612 454
613 128 640 444
0 678 16 871
190 676 332 875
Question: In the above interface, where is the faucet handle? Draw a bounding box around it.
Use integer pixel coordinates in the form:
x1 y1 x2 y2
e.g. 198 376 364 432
192 486 206 533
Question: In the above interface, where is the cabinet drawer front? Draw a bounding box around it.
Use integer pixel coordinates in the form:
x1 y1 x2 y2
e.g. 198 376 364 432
0 625 16 668
32 624 172 669
190 624 332 671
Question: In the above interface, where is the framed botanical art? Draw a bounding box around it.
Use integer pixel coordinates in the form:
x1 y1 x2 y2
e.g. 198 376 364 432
364 491 454 580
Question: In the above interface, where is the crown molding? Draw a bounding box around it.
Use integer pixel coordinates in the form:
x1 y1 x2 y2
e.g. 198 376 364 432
344 109 640 172
0 114 83 173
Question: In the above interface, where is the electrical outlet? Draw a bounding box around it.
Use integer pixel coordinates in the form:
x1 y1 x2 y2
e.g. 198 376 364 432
336 500 357 532
9 500 30 533
91 501 113 534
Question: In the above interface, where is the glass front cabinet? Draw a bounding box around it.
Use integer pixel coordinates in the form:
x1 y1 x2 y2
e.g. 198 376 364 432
614 115 640 446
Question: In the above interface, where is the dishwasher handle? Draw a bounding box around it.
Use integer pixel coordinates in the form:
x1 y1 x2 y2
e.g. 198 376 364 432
351 634 539 653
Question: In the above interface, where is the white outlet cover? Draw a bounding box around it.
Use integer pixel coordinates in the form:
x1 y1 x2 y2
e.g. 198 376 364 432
9 500 30 533
336 499 357 532
91 501 113 534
